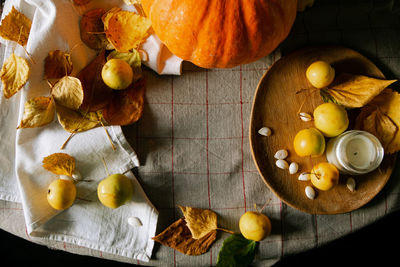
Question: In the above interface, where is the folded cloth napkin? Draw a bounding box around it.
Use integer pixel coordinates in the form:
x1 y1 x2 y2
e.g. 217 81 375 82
0 0 181 261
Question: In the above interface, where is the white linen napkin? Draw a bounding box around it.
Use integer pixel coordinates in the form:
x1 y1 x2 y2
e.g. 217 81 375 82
0 0 181 261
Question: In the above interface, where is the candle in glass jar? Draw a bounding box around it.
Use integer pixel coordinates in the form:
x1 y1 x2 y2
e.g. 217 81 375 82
326 130 384 175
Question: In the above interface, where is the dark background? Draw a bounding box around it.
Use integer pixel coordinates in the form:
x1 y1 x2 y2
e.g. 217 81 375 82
1 208 400 266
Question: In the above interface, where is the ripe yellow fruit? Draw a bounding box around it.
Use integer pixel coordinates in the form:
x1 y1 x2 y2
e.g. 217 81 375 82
97 173 134 209
306 61 335 88
101 59 133 90
313 102 349 137
310 162 339 191
293 128 326 157
47 179 77 210
239 211 271 241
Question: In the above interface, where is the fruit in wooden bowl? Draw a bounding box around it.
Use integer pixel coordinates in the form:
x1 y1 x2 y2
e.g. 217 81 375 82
293 128 326 157
306 60 335 88
314 102 349 137
310 162 339 191
141 0 297 68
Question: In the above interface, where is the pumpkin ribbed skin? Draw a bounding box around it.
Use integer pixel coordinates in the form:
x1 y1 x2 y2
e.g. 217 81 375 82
142 0 297 68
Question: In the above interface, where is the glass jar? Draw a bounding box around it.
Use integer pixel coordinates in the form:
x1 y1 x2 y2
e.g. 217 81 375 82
326 130 384 175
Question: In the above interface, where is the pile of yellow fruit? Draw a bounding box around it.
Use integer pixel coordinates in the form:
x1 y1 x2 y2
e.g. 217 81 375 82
293 61 349 191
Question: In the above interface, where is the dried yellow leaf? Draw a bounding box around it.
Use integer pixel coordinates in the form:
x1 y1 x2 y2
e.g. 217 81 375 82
0 6 31 46
17 96 55 129
323 73 396 108
178 205 218 240
103 9 151 52
44 50 73 79
42 153 75 176
0 53 30 98
56 103 100 133
51 76 84 110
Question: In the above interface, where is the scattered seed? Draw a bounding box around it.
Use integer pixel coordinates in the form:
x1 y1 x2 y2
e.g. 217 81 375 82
298 172 311 181
72 170 82 181
305 186 316 199
276 159 289 169
346 177 356 192
299 112 312 122
274 149 288 160
258 127 272 136
289 162 299 174
127 217 143 227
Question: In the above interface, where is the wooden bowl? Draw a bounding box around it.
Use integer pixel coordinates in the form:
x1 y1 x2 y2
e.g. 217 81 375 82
249 45 396 214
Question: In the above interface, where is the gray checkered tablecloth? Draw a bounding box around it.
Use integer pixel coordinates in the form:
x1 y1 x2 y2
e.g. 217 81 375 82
1 0 400 266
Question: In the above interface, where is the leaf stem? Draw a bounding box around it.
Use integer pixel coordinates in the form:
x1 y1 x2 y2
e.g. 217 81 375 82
216 228 236 235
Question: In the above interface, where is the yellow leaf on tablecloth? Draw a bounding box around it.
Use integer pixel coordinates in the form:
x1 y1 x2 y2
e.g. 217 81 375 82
56 103 101 133
178 205 218 240
356 88 400 154
0 53 30 98
44 50 73 79
17 96 55 129
51 76 84 110
321 73 396 108
42 153 75 176
102 9 151 52
0 6 31 46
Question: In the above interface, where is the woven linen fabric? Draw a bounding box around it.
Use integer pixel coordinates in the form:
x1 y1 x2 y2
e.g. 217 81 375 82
1 0 400 266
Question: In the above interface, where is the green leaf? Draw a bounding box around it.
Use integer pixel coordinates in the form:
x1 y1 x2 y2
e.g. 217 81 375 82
320 88 338 104
216 234 258 267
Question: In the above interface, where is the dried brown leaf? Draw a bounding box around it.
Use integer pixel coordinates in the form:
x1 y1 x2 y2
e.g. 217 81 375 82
77 50 113 112
80 8 111 50
51 76 84 110
179 205 218 240
44 50 73 79
0 6 31 46
1 53 30 98
324 73 396 108
356 89 400 154
73 0 91 5
56 103 100 133
42 153 75 176
102 78 145 126
17 96 55 129
152 218 217 255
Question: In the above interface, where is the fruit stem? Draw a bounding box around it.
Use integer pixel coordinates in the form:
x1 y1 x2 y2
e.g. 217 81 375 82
216 228 236 235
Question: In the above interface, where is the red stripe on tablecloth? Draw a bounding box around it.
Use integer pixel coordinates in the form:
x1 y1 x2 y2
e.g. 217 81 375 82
239 65 247 211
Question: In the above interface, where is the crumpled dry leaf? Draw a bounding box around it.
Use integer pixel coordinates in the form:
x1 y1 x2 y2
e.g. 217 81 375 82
1 53 30 98
0 6 31 46
152 218 217 256
51 76 84 110
356 89 400 154
321 73 396 108
179 205 218 240
80 8 111 50
102 78 145 125
42 152 75 176
44 50 73 79
102 8 151 52
77 49 113 112
56 103 101 133
17 96 55 129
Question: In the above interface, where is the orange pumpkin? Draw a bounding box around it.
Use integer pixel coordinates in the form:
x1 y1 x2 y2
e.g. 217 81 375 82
141 0 298 68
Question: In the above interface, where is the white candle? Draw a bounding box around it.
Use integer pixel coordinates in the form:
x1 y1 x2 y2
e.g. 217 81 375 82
326 130 384 175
